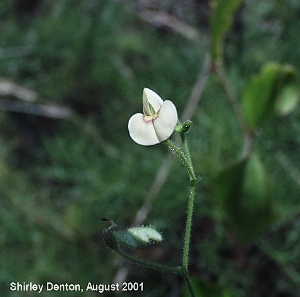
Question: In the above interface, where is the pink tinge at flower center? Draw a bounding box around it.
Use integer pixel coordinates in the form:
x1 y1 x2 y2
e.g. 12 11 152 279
143 99 160 121
144 112 159 122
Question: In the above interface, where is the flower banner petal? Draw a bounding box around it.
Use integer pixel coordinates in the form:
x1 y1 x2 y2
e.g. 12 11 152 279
128 113 160 145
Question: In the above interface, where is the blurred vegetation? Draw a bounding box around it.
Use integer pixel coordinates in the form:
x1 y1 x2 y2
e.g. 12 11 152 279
0 0 299 296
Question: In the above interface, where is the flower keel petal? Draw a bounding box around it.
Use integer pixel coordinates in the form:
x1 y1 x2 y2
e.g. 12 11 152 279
143 88 163 115
128 113 160 146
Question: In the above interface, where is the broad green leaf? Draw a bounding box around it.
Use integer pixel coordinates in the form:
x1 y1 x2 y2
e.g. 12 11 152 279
275 83 299 115
242 63 280 130
210 0 242 60
114 226 162 249
214 154 274 243
242 63 298 130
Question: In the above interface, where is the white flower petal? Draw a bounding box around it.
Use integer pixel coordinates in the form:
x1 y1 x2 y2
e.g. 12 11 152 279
153 100 178 142
128 113 160 146
143 88 163 115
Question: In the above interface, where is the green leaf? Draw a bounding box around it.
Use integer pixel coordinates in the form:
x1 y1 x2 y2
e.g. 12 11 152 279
214 154 274 244
113 226 162 249
275 83 299 116
242 63 280 130
242 63 298 130
113 230 139 249
210 0 242 60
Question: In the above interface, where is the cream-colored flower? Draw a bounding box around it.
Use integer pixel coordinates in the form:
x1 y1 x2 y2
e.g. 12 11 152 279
128 88 178 146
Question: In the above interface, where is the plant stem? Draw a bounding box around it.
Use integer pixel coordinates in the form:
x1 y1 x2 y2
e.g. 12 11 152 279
116 245 197 296
182 183 196 269
115 246 182 275
180 133 197 181
165 139 195 181
112 134 198 297
183 269 197 297
180 133 198 269
180 133 198 297
167 133 198 297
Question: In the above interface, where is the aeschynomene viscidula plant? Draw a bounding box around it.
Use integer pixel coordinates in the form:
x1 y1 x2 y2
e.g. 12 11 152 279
103 88 199 297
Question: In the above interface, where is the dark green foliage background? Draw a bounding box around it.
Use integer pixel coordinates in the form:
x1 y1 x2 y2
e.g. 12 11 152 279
0 0 299 296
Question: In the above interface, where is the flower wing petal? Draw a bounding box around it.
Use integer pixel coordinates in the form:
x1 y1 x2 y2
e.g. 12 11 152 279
153 100 178 142
128 113 160 146
143 88 163 115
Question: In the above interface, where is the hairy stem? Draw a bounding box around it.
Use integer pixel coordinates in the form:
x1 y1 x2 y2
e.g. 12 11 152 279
182 183 196 269
167 133 198 297
183 269 197 297
115 246 182 275
165 139 195 181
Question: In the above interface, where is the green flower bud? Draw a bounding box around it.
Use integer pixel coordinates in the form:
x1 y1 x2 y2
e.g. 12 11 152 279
175 120 193 133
